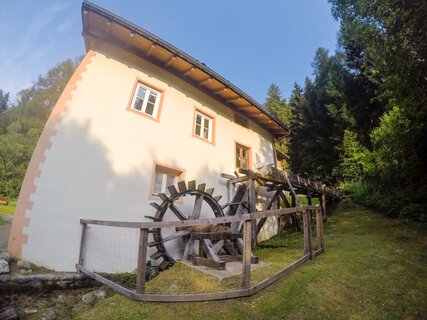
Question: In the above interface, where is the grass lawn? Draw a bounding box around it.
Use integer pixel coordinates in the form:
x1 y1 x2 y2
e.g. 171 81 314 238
0 201 16 214
76 204 427 320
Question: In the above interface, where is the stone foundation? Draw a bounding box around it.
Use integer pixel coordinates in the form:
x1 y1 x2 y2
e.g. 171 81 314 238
0 272 98 293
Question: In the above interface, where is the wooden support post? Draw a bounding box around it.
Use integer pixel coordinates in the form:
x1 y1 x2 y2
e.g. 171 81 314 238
78 223 88 268
242 219 252 288
307 191 312 205
136 228 149 294
291 193 296 207
316 209 324 250
248 178 257 245
280 191 291 208
303 210 312 259
320 194 326 219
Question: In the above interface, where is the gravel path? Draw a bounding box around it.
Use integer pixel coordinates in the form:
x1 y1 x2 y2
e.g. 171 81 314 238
0 214 12 251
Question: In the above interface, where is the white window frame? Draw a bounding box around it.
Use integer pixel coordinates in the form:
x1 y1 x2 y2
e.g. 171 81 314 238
130 83 161 118
151 163 184 197
236 143 251 170
194 111 213 142
153 171 178 196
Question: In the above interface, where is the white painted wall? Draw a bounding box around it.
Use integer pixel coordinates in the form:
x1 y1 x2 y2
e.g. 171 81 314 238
22 45 276 271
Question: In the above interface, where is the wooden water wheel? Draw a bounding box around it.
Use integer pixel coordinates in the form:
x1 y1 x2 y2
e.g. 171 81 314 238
147 180 257 270
146 180 225 270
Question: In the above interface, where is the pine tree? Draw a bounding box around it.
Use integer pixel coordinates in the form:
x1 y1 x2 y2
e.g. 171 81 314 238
264 83 292 168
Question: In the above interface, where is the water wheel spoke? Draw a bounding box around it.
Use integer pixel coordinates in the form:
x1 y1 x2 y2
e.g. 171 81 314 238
169 203 187 220
191 194 204 219
148 231 190 247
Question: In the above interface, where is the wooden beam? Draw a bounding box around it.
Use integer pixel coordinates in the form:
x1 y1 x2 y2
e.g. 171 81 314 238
316 209 324 250
147 230 189 247
191 194 204 219
104 20 112 37
248 178 257 244
164 55 177 67
82 10 89 32
136 228 148 294
221 173 236 180
183 66 195 77
226 97 241 104
145 44 156 57
242 219 252 288
80 206 318 229
213 87 227 95
78 223 88 267
77 252 313 302
236 103 252 109
183 238 195 260
203 239 222 262
303 210 312 259
320 194 326 218
198 77 212 86
192 256 226 270
280 192 291 208
127 32 135 48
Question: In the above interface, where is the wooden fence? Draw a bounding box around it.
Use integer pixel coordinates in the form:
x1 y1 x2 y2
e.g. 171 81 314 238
76 205 323 302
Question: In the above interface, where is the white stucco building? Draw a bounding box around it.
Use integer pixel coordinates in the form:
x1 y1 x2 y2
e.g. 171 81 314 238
8 1 288 271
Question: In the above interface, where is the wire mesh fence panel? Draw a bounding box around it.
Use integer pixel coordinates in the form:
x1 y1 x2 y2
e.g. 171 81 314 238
82 225 140 289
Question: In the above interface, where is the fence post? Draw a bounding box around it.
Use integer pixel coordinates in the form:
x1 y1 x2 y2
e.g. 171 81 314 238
78 223 88 268
320 194 327 219
248 178 257 245
242 219 252 289
136 228 149 294
303 209 312 259
316 209 324 251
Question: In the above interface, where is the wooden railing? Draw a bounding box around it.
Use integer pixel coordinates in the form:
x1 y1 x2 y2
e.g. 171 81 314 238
76 205 324 302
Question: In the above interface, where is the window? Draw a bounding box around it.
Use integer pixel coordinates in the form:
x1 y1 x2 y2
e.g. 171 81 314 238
130 82 161 118
234 113 248 128
193 110 213 142
151 163 184 197
236 143 251 169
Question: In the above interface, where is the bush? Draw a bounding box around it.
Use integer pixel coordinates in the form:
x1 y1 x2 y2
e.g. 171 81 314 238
400 204 427 222
339 181 376 208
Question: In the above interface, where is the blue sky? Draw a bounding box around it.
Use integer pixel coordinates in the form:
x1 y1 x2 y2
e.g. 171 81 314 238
0 0 339 103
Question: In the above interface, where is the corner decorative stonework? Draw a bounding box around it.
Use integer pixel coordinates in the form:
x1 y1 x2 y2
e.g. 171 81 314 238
7 50 97 259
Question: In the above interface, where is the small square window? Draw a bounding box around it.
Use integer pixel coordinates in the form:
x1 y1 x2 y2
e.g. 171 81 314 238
194 110 213 142
236 143 251 169
130 83 161 118
152 164 184 196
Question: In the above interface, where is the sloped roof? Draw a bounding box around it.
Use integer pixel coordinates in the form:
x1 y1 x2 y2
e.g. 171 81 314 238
81 1 288 137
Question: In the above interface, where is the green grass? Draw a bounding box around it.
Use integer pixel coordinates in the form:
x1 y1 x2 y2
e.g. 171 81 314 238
0 216 6 225
76 204 427 320
298 196 319 205
0 201 16 214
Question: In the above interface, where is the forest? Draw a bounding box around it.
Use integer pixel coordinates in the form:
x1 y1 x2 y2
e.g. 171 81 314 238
0 0 425 221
